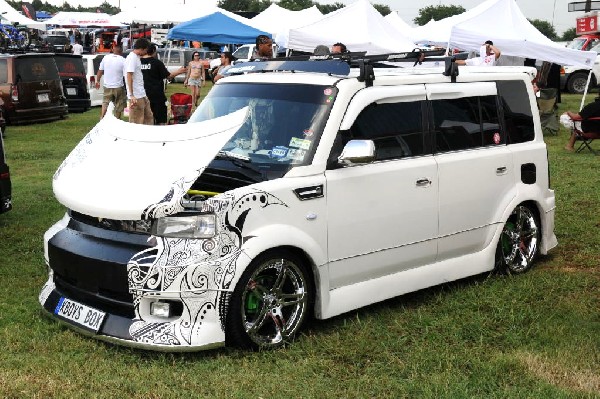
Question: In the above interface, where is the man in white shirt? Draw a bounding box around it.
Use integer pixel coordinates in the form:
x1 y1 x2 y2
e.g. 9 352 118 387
124 38 153 125
456 40 501 67
72 40 83 55
96 44 126 119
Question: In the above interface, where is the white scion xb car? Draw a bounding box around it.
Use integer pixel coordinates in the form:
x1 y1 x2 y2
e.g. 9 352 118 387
40 56 557 351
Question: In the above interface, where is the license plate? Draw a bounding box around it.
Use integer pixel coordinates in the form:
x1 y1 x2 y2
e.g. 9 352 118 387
37 93 49 103
66 87 77 96
54 297 106 332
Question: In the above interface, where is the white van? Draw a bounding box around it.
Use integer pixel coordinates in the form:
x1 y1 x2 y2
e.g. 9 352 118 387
40 56 557 351
81 53 106 106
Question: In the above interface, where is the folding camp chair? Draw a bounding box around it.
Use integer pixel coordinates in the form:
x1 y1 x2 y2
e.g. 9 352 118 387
570 115 600 155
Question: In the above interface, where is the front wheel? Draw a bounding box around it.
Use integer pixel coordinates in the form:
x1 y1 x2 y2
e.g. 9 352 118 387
226 250 312 350
495 205 540 274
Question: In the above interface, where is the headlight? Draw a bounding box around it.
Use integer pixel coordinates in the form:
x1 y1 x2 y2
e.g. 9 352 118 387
152 214 216 238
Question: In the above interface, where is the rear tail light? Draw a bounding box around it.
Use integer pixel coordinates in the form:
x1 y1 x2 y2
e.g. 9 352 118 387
89 75 95 90
0 171 9 180
11 85 18 101
560 67 565 75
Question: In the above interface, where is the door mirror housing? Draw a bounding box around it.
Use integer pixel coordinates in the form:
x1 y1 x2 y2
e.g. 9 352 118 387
338 139 376 165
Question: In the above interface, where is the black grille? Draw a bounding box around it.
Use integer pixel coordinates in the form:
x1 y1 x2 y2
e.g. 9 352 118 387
70 210 152 234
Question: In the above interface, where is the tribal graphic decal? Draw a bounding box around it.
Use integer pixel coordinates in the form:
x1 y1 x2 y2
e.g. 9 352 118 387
127 190 288 346
141 170 205 220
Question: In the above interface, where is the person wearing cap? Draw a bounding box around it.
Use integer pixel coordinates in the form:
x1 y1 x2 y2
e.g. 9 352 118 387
456 40 501 66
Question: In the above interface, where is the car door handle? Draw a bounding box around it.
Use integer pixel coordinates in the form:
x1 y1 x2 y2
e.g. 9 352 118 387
416 178 432 187
496 166 508 175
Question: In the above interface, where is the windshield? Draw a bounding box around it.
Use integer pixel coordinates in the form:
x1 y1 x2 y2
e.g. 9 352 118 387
189 82 337 174
567 37 587 50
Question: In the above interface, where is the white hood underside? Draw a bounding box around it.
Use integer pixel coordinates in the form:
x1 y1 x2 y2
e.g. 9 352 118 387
53 106 248 220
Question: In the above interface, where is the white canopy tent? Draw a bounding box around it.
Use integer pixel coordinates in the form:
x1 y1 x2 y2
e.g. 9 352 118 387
383 11 416 42
449 0 594 69
251 4 323 49
115 3 261 29
410 1 491 46
287 0 416 55
44 12 126 27
0 0 45 29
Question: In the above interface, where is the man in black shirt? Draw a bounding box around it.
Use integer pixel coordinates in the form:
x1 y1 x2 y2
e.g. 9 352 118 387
140 44 186 125
565 97 600 151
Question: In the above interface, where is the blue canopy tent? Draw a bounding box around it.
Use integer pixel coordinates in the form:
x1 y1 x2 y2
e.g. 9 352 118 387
167 12 271 44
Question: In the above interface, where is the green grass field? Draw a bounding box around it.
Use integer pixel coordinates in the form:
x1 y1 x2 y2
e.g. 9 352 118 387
0 84 598 398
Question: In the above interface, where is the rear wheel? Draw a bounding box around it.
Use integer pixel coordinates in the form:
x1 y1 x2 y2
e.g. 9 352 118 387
226 250 312 350
567 72 592 94
495 205 540 274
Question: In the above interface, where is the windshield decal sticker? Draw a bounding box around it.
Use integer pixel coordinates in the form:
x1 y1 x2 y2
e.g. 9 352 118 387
127 190 288 347
270 146 288 158
287 148 307 161
289 137 311 150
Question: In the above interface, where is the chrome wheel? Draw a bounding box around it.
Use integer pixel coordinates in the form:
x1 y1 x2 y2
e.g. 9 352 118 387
228 251 311 349
497 205 539 274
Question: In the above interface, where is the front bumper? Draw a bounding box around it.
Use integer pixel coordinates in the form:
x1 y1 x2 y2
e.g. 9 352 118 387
39 278 224 352
41 215 230 351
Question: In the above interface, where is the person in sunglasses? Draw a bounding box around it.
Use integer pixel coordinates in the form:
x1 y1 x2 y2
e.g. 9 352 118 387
184 51 206 107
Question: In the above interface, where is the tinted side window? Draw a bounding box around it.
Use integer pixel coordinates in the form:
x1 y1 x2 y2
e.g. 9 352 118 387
350 102 425 160
496 80 535 143
0 59 7 84
432 95 502 153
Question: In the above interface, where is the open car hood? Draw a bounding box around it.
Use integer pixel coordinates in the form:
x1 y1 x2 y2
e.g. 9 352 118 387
53 105 248 220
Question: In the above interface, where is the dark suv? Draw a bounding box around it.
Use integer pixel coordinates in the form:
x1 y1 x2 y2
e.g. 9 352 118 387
42 35 70 53
0 129 11 214
0 54 68 124
54 54 91 112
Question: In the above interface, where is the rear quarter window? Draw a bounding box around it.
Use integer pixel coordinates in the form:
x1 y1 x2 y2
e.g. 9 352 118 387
496 80 535 143
15 58 60 82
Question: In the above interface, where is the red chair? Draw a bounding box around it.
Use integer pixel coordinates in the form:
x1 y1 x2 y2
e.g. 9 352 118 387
169 93 193 124
570 115 600 155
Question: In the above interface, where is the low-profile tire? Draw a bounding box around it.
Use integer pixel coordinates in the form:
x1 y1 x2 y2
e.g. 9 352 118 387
495 205 540 275
226 249 313 350
567 72 592 94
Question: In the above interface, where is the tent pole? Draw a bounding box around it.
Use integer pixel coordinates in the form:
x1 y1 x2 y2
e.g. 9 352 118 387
580 69 593 111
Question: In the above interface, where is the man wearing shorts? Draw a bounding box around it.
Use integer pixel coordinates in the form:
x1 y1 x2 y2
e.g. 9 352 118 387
96 45 126 119
141 44 186 125
125 38 153 125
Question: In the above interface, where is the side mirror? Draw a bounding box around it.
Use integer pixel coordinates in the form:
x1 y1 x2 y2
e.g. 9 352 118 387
338 139 375 165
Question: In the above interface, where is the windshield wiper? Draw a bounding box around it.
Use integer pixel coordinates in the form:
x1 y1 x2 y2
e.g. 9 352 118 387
215 150 265 180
